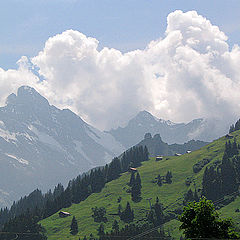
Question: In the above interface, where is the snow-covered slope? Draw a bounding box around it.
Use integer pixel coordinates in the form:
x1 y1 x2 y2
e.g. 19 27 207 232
0 86 124 207
107 110 227 148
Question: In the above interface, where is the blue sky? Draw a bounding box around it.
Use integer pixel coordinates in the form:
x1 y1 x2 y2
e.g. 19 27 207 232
0 0 239 70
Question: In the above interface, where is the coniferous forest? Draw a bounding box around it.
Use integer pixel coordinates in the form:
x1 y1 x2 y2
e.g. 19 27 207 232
0 146 149 239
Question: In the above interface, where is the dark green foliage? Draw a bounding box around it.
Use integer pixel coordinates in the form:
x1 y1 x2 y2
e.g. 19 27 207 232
202 140 240 201
70 216 78 235
147 197 164 226
91 207 107 223
103 222 167 240
106 157 121 182
157 174 162 186
165 171 172 184
120 202 134 223
97 223 105 236
0 146 148 230
112 220 119 233
179 197 240 239
183 189 194 205
131 172 142 202
129 171 135 186
1 211 47 240
117 204 122 215
193 158 210 173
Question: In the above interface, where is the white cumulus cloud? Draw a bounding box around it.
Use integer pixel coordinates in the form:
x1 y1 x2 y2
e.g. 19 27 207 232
0 10 240 131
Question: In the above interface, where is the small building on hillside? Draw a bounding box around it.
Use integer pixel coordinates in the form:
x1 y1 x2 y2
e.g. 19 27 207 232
59 211 71 218
225 133 234 139
129 167 137 173
175 153 182 157
155 156 163 161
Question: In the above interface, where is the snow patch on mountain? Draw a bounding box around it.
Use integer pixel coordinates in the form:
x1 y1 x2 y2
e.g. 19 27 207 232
5 153 29 165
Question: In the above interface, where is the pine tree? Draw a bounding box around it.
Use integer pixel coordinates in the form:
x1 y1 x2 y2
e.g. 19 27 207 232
144 146 149 161
118 204 122 215
97 223 105 237
165 171 172 184
129 171 135 186
112 220 119 233
135 172 142 187
120 202 134 223
154 197 164 225
157 174 162 186
70 216 78 235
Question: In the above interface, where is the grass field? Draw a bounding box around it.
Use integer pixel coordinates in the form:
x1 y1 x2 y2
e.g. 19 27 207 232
40 131 240 239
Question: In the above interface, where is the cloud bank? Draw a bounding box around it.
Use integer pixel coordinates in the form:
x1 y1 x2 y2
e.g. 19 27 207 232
0 10 240 130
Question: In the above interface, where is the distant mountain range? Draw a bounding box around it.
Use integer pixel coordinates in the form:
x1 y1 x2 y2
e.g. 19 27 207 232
0 87 227 208
108 110 226 148
0 86 125 207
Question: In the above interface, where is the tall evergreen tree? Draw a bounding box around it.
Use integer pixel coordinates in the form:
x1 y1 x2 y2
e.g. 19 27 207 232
129 171 135 186
70 216 78 235
120 202 134 223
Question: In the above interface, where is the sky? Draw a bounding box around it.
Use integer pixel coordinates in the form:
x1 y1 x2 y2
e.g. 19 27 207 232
0 0 240 130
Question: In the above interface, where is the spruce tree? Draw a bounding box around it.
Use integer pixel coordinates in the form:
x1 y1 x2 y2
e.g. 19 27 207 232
70 216 78 235
129 172 135 186
157 174 162 186
112 220 119 233
165 171 172 184
97 223 105 236
135 172 142 187
120 202 134 222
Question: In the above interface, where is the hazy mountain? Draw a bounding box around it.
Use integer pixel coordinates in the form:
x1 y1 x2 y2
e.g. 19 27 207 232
108 110 226 148
137 133 208 156
0 86 124 207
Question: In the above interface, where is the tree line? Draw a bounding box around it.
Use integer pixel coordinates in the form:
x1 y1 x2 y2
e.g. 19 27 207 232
202 138 240 201
0 146 149 238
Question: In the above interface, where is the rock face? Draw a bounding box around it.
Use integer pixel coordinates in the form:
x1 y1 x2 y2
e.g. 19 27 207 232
136 133 208 156
0 86 124 207
108 110 226 148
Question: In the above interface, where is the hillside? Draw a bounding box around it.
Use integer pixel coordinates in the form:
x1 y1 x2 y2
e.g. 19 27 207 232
40 131 240 239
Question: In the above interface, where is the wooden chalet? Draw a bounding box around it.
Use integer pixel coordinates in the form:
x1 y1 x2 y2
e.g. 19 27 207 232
59 211 71 218
155 156 163 161
129 167 137 172
225 133 234 139
174 153 182 156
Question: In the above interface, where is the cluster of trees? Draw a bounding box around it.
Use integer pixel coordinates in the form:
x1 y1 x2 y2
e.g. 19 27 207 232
129 172 142 201
146 197 164 226
91 207 107 223
202 139 240 201
156 170 173 186
91 197 167 240
119 202 134 223
96 222 167 240
0 146 149 233
183 188 199 205
0 210 47 240
179 197 239 239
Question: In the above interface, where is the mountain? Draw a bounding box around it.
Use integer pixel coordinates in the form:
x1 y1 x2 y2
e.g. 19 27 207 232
40 130 240 240
137 133 208 156
107 110 227 148
0 86 124 207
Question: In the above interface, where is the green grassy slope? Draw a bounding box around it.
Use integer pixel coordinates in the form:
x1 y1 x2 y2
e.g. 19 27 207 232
40 131 240 239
